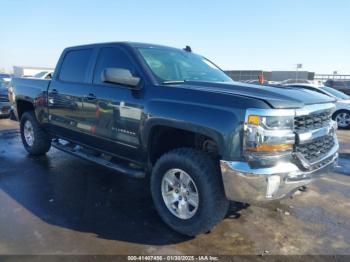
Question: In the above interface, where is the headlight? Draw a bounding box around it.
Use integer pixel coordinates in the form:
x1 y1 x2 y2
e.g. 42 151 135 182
244 109 295 162
260 116 294 130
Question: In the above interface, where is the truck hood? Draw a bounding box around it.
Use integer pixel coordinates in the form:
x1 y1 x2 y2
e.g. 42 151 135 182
180 81 336 109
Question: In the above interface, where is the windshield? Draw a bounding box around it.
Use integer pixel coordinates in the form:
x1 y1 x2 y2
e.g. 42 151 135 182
322 86 349 100
138 47 233 83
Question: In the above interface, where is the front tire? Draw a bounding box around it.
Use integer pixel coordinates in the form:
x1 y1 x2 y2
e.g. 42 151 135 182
20 111 51 155
151 148 229 236
333 110 350 129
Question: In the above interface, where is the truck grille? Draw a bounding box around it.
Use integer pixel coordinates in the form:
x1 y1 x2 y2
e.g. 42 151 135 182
0 95 9 102
295 135 335 163
294 110 332 131
293 104 337 170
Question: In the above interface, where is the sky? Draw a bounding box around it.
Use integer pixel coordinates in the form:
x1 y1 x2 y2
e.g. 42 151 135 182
0 0 349 74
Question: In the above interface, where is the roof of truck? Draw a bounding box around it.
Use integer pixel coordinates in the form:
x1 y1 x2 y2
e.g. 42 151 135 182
65 41 181 51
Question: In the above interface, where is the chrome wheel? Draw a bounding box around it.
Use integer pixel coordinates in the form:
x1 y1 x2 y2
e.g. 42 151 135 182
23 120 35 146
335 112 350 128
161 168 199 220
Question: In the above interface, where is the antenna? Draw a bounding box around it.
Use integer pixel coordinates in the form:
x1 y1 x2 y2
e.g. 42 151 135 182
184 45 192 52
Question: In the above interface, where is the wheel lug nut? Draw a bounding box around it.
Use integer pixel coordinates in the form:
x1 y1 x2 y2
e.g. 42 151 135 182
178 196 182 200
175 189 179 193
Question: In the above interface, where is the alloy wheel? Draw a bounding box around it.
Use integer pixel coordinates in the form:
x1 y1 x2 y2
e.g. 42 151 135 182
336 112 350 128
23 120 35 146
161 168 199 220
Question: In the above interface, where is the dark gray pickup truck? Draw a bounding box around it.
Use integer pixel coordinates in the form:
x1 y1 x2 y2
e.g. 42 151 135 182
9 42 339 236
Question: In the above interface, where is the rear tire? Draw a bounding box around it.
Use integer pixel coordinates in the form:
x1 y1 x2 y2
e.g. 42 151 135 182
151 148 229 236
20 111 51 155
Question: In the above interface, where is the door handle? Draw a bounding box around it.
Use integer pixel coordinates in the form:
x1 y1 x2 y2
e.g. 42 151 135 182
84 93 97 100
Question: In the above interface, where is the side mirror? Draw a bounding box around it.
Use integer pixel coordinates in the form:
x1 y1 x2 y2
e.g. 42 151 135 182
101 68 141 88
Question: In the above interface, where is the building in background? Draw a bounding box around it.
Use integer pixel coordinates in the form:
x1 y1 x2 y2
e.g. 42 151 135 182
314 74 350 81
224 70 270 82
13 66 54 77
225 70 314 82
269 71 314 82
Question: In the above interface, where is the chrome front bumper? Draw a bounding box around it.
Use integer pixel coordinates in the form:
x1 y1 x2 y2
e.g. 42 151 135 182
220 141 339 204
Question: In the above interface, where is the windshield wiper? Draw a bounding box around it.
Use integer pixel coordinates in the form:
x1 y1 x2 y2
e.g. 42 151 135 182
162 80 186 84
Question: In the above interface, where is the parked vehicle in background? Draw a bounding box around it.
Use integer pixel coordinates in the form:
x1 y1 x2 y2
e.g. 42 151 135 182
23 71 53 79
0 77 11 118
243 80 266 85
9 42 339 236
32 70 54 79
13 66 54 78
281 79 312 85
242 80 279 86
324 79 350 96
0 73 11 79
283 83 350 129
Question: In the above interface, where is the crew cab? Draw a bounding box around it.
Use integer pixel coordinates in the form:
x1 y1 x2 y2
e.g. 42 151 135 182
9 42 339 236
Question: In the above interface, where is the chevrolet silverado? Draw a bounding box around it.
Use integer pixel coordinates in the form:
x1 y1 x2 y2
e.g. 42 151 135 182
9 42 339 236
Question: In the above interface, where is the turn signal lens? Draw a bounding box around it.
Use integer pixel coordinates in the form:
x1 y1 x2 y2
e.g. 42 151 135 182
244 109 296 164
246 143 293 152
248 115 260 125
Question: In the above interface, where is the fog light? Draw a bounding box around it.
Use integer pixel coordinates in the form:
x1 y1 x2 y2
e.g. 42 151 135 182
266 175 281 198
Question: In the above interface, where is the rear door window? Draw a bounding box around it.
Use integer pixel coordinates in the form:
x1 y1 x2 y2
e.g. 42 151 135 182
333 81 346 89
59 49 93 83
344 81 350 89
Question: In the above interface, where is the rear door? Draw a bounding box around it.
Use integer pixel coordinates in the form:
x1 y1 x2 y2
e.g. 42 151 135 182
47 48 95 141
81 46 144 162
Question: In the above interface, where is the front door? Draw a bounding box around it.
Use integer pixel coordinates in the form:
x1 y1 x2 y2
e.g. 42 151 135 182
81 46 144 163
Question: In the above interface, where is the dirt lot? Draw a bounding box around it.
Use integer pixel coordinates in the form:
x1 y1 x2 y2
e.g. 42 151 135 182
0 118 350 255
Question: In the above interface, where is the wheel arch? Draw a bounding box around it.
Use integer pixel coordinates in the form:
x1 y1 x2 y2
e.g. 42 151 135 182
16 99 35 120
145 121 225 167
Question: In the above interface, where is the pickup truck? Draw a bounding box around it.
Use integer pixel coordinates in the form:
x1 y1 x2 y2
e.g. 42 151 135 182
10 42 339 236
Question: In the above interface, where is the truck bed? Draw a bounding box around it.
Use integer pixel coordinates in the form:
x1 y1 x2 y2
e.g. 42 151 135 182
11 78 51 100
11 77 51 123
